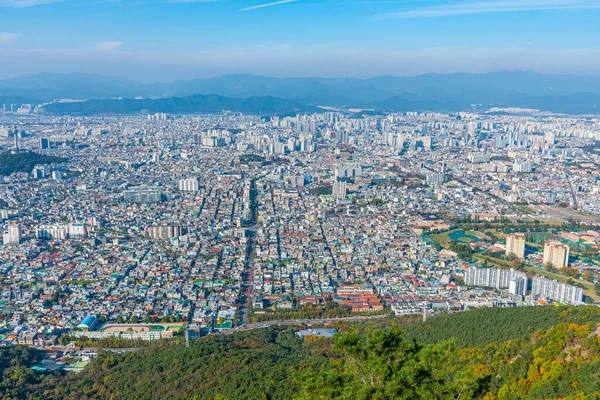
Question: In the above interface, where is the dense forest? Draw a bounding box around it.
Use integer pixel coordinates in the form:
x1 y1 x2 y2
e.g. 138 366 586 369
3 306 600 399
0 151 66 176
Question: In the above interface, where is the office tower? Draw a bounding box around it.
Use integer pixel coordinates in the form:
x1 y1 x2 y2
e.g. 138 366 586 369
178 178 199 192
4 222 22 244
40 138 50 149
543 240 570 268
52 171 62 181
531 276 583 304
464 267 527 295
505 233 526 259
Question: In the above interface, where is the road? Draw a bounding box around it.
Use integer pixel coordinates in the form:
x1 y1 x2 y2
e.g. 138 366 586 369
223 314 391 335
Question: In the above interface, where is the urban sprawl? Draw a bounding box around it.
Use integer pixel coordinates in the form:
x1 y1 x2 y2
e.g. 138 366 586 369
1 105 600 353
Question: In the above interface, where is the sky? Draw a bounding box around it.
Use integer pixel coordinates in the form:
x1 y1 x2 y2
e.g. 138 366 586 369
0 0 599 81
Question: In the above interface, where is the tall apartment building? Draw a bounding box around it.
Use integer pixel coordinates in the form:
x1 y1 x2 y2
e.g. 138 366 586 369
464 267 528 296
332 181 347 197
178 178 199 192
531 276 583 304
543 240 570 268
124 186 163 203
36 225 68 240
145 225 183 240
3 222 22 245
68 223 88 239
505 233 526 259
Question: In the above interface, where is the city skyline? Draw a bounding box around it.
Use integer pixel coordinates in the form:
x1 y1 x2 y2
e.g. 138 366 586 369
0 0 599 80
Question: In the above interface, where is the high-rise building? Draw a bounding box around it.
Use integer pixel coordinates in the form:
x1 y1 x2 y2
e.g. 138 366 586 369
509 276 527 296
531 276 583 304
464 267 528 295
426 173 445 184
145 225 183 239
178 178 199 192
513 159 533 173
68 223 88 239
4 222 22 244
332 181 347 198
543 240 570 268
505 233 526 259
36 225 68 240
124 186 163 203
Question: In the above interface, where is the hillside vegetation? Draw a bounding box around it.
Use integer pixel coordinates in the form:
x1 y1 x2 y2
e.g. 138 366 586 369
3 306 600 399
0 151 66 176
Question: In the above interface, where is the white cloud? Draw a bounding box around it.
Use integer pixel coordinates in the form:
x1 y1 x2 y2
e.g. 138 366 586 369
0 32 20 44
379 0 600 18
95 41 124 51
240 0 300 11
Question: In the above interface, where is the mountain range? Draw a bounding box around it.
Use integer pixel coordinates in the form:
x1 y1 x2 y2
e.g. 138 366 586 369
1 71 599 114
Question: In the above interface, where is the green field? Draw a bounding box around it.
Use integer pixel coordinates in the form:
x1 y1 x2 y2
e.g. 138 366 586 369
430 229 481 247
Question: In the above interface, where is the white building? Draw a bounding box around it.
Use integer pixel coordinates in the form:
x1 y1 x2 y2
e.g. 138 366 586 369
36 225 68 240
531 276 583 304
3 222 22 245
464 267 528 295
178 178 199 192
68 223 88 239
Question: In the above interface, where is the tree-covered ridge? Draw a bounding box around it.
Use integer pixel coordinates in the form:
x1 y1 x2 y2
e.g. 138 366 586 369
299 320 600 399
403 305 600 347
0 151 66 176
4 306 600 400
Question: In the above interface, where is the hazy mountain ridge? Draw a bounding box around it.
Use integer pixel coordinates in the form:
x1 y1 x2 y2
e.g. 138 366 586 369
2 71 600 114
41 93 323 115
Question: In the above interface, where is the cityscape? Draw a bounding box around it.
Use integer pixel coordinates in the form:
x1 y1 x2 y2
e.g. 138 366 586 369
1 106 600 349
1 0 600 398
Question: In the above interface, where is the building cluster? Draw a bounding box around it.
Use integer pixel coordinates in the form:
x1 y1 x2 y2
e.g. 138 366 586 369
0 108 598 345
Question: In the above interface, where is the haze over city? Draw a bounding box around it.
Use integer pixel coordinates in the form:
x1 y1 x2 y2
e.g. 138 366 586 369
1 0 599 80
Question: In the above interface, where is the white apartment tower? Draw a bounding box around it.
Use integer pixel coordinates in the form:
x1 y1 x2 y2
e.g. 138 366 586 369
543 240 570 268
506 233 526 259
178 178 199 192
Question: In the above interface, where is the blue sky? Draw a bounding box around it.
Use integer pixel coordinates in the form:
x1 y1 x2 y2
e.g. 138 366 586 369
0 0 599 81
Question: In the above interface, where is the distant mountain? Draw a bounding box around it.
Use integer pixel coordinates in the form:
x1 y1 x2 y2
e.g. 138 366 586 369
506 92 600 114
3 71 600 114
41 93 323 115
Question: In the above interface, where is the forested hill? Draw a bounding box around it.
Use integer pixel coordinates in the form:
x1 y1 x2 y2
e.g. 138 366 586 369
4 306 600 400
0 151 66 176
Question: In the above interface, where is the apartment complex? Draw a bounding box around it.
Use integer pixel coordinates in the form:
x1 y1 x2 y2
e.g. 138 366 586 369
505 233 526 259
543 240 570 268
463 267 528 296
531 276 583 304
